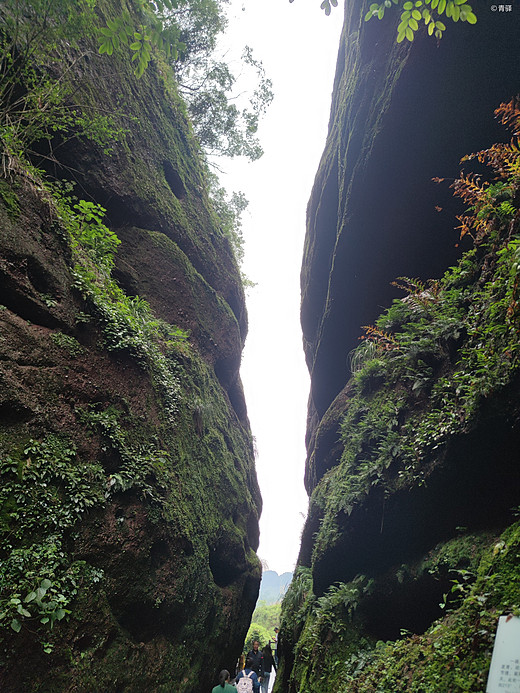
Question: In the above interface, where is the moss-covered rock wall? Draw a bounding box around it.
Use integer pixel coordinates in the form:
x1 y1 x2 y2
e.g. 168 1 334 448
277 2 520 691
0 1 261 690
302 1 520 481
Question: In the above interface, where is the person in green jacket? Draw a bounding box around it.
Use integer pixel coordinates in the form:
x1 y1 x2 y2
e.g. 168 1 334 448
212 669 236 693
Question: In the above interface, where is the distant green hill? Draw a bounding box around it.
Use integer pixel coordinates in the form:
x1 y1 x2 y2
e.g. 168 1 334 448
258 570 293 604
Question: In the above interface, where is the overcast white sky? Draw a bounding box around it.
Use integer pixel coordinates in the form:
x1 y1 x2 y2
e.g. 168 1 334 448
218 0 345 575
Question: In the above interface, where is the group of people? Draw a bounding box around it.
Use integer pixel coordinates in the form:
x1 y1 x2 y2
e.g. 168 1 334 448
212 632 279 693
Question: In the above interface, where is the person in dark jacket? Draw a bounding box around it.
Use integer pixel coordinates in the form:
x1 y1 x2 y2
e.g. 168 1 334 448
260 644 276 693
272 627 279 665
246 641 264 680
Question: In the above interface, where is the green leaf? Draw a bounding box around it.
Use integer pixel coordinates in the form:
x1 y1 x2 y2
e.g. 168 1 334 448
412 9 421 19
130 41 141 51
465 10 477 23
403 1 413 8
428 21 435 33
409 17 418 29
397 29 407 42
40 579 52 591
320 0 331 15
438 0 446 13
25 591 37 603
405 26 414 40
100 27 113 37
11 619 21 633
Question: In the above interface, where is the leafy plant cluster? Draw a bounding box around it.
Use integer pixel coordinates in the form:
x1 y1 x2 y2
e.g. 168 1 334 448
72 263 188 421
51 331 85 357
1 0 257 278
365 0 476 42
0 177 188 649
0 0 126 176
311 100 520 534
293 0 478 40
341 523 520 691
280 568 376 692
180 44 273 162
0 436 104 643
97 0 273 162
280 525 520 693
208 172 249 269
78 406 172 505
43 181 190 422
98 0 184 78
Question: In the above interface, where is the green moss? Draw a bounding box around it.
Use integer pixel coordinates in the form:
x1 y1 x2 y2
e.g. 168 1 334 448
50 331 84 356
277 526 520 693
341 523 520 692
0 179 20 218
282 99 520 693
309 225 520 571
0 0 258 687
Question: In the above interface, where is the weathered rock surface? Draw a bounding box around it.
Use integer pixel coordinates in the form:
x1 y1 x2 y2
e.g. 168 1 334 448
0 2 260 690
276 2 520 692
302 2 520 488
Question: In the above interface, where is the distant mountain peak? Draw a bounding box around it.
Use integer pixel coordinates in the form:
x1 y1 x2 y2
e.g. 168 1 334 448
258 570 293 604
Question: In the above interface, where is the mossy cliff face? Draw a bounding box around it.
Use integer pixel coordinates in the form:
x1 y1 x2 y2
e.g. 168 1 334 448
275 2 520 692
301 1 520 480
0 2 260 691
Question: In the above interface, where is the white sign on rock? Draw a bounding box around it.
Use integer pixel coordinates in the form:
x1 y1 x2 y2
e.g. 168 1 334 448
486 615 520 692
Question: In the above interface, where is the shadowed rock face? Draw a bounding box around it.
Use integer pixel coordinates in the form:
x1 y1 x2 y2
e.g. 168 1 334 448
275 3 520 691
0 1 260 690
302 5 520 490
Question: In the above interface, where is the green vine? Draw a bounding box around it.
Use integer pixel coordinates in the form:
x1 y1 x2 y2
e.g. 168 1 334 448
0 437 104 644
